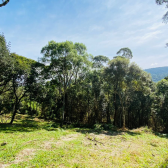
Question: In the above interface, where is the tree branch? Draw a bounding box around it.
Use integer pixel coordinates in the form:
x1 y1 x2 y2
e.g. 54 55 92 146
0 0 10 7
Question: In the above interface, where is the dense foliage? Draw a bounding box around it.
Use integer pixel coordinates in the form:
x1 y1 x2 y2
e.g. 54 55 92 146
0 34 168 132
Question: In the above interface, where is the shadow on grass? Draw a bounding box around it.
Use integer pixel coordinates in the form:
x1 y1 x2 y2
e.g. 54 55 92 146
0 122 39 133
73 127 141 137
154 132 168 139
0 117 60 133
1 116 168 140
0 118 141 137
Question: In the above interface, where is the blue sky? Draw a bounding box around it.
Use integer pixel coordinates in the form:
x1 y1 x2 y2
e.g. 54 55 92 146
0 0 168 69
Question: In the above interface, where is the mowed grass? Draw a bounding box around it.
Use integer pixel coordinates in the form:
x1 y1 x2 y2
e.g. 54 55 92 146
0 115 168 168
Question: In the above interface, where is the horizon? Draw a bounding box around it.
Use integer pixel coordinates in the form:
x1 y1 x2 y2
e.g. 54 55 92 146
0 0 168 69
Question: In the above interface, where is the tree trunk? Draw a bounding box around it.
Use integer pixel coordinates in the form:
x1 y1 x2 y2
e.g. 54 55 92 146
106 92 111 124
113 94 117 126
122 107 125 129
106 103 111 123
10 102 18 124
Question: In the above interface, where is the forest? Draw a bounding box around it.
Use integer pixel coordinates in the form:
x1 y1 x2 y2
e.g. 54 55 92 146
1 1 168 167
0 34 168 133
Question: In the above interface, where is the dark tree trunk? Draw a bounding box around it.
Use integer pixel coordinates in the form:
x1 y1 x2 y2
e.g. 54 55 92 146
10 102 18 124
107 103 111 124
128 109 130 128
113 94 118 126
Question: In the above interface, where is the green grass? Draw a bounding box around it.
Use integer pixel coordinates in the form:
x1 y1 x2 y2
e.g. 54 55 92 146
0 115 168 168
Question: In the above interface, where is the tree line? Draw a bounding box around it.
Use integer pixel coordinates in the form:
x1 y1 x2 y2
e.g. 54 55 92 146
0 34 168 132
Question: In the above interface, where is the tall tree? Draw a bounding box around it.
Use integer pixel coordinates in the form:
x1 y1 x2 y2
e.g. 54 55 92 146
41 41 91 124
105 56 130 128
116 48 133 59
0 34 14 96
10 54 39 124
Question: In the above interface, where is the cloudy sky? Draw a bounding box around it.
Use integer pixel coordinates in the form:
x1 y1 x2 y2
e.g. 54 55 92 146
0 0 168 69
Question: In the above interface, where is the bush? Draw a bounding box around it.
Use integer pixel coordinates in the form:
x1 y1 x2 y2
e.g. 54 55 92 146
102 124 116 130
93 124 103 131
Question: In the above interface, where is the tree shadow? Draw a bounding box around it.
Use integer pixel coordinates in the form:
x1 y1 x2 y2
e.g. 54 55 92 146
74 127 141 137
154 132 168 139
0 117 60 133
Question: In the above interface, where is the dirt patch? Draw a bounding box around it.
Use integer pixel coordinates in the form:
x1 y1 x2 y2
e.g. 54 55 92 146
84 132 143 160
0 164 10 168
14 148 36 164
0 148 36 168
60 134 79 141
43 134 80 149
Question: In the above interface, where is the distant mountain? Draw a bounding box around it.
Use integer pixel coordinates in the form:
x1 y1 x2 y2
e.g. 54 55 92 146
145 66 168 82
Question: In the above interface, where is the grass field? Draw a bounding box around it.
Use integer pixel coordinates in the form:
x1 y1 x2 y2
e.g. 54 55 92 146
0 115 168 168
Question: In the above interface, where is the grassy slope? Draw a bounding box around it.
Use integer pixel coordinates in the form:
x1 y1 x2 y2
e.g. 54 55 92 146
0 116 168 168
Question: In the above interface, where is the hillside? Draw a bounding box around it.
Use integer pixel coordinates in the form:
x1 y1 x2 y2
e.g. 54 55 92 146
145 66 168 82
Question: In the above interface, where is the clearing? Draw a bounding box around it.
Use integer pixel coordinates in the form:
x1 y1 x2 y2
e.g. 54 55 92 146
0 116 168 168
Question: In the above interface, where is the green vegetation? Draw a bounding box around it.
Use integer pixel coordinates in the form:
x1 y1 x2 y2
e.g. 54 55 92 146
0 34 168 132
0 116 168 168
0 1 168 167
1 24 168 166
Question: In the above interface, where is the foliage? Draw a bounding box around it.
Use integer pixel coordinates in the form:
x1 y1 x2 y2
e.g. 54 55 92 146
156 0 168 23
0 35 168 133
116 47 133 59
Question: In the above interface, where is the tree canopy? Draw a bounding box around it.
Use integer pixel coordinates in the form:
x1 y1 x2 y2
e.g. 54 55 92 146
0 34 167 132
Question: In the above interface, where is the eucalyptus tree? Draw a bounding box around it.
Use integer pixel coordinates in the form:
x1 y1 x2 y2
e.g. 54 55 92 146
93 55 109 68
41 41 91 123
155 79 168 131
116 48 133 59
90 55 110 123
104 56 154 128
126 63 154 128
105 56 130 128
0 34 14 96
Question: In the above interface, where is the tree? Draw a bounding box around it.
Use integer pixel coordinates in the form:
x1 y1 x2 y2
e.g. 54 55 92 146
156 0 168 23
0 34 14 96
41 41 91 124
105 56 130 128
116 48 133 59
104 56 154 129
0 0 10 7
156 0 168 47
93 55 109 68
154 78 168 131
10 54 39 124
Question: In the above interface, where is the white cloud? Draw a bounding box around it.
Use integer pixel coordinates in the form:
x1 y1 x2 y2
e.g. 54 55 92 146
151 63 158 66
148 22 164 30
137 31 162 44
